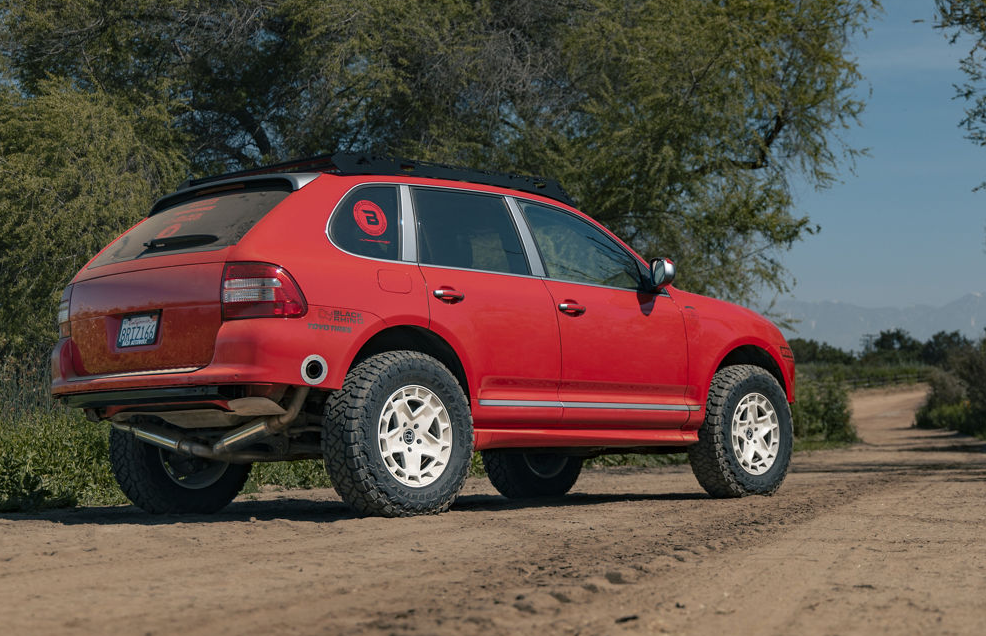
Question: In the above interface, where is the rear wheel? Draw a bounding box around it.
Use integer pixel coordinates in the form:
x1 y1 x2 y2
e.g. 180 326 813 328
482 450 583 499
109 428 251 514
322 351 472 517
688 364 792 497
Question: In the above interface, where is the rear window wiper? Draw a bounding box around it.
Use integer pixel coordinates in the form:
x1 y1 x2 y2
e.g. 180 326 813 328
141 234 219 252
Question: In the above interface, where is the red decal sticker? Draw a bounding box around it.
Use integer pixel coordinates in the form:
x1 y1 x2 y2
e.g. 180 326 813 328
353 200 387 237
155 224 181 239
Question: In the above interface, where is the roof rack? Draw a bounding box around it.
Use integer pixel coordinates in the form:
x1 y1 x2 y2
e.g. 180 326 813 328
177 152 575 207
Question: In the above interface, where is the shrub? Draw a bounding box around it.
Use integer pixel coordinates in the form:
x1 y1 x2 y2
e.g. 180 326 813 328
0 409 124 511
791 376 856 443
243 460 333 493
915 403 973 433
914 349 986 437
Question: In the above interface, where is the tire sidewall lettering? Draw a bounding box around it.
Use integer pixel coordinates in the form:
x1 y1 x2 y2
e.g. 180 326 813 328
719 375 792 489
355 363 471 502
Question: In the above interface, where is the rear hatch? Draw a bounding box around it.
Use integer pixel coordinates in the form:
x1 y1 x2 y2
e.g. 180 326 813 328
68 183 293 377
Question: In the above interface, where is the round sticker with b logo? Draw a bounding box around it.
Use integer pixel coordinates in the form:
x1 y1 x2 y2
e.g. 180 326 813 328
353 200 388 237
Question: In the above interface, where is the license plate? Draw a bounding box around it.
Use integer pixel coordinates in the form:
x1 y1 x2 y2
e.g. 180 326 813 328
117 313 159 348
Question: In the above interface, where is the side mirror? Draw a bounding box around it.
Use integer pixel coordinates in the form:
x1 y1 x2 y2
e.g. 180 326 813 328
649 257 676 291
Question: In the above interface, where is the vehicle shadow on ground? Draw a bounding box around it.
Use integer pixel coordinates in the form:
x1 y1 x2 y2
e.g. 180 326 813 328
792 460 986 476
0 497 357 526
452 490 707 513
0 490 707 526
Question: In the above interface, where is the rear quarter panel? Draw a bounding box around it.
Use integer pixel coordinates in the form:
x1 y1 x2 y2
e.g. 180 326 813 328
225 175 430 389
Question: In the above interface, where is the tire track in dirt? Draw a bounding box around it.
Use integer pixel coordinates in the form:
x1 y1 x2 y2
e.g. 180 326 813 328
2 386 984 635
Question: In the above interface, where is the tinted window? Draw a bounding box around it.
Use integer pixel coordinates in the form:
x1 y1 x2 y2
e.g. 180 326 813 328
522 202 642 290
88 186 292 268
414 188 529 275
329 186 401 261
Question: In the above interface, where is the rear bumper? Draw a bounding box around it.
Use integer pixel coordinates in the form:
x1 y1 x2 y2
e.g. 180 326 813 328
51 311 378 398
59 385 234 410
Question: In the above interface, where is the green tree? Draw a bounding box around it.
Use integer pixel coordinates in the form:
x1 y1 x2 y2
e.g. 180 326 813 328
0 79 187 355
0 0 879 352
920 330 972 368
860 327 921 365
787 338 855 364
935 0 986 189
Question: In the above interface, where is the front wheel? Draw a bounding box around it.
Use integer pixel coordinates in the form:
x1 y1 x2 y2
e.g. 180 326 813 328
322 351 473 517
482 451 583 499
688 365 793 497
109 428 251 514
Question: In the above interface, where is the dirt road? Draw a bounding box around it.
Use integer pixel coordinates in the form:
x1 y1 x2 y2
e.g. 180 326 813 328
2 386 985 635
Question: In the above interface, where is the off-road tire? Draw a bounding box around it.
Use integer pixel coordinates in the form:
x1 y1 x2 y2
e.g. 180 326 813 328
109 428 251 514
688 364 792 497
482 451 583 499
322 351 472 517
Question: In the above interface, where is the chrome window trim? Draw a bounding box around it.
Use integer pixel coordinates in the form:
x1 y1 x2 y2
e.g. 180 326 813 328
417 263 546 280
478 399 700 411
505 196 547 277
399 184 417 262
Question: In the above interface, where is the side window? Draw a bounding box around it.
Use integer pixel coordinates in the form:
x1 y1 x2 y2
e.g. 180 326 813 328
522 202 642 290
413 188 529 275
329 185 400 260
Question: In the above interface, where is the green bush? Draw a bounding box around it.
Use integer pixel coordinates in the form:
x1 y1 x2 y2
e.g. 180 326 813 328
913 357 985 437
243 460 333 493
791 376 856 443
915 403 973 433
0 409 124 511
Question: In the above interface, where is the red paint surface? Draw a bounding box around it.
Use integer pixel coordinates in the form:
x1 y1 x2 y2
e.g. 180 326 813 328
53 173 793 450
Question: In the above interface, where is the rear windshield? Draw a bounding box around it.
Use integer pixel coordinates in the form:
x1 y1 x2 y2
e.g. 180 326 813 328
88 185 292 268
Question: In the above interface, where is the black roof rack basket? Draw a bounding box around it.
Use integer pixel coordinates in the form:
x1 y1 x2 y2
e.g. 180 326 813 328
178 152 575 207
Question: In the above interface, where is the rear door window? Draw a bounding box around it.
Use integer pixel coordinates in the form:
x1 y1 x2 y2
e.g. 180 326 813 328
88 185 292 268
328 185 401 261
413 188 529 275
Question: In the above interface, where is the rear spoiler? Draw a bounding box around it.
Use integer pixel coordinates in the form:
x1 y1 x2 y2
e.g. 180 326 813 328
149 174 320 216
168 152 576 208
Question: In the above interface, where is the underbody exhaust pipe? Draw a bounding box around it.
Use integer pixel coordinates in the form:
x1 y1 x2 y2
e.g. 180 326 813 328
112 386 312 462
211 386 310 454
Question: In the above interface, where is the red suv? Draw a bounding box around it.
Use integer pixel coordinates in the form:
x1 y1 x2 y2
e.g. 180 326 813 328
51 154 795 517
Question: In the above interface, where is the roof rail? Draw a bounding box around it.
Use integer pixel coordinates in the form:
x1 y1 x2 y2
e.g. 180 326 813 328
177 152 575 207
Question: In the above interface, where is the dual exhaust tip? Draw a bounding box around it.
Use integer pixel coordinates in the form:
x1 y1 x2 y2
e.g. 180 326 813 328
114 354 326 461
115 383 312 463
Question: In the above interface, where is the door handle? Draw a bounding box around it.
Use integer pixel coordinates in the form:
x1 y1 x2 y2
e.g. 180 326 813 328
433 288 465 302
558 303 586 316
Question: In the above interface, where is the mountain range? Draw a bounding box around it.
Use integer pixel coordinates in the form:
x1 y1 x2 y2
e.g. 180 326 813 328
769 293 986 352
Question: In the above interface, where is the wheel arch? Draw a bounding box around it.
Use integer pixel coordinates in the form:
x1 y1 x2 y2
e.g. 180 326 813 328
716 345 789 400
348 325 471 400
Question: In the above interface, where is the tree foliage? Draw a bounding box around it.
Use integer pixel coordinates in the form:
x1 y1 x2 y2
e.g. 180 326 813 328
0 0 878 353
787 338 856 364
0 79 187 355
935 0 986 188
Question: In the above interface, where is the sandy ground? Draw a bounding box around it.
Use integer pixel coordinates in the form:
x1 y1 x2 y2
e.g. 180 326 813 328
2 386 985 635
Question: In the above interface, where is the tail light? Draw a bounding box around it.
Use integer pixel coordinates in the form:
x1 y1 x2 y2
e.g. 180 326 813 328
57 285 73 337
222 262 308 320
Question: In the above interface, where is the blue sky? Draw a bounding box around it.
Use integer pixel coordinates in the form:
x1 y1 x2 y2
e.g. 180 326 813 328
780 0 984 308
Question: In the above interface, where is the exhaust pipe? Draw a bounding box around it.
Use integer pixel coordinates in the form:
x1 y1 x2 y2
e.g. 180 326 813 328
113 386 311 461
301 354 327 385
212 386 310 454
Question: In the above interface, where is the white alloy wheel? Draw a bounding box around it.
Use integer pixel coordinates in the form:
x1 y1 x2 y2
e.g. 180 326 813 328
377 385 453 487
730 392 780 475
